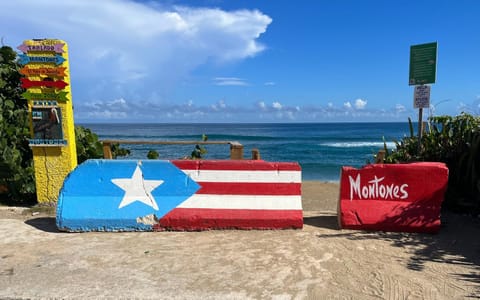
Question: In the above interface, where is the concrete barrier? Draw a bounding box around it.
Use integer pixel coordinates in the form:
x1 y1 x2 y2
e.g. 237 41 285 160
56 159 302 232
338 162 448 233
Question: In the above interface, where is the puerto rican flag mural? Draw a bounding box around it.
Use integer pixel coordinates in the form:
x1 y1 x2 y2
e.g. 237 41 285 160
56 159 302 232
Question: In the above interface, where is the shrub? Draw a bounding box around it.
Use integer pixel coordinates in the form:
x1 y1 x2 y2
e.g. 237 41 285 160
382 113 480 213
147 150 159 159
0 46 35 204
189 134 208 159
75 125 104 164
75 125 131 163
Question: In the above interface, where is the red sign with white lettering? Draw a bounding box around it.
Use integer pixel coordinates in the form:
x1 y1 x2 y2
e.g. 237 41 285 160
338 162 448 233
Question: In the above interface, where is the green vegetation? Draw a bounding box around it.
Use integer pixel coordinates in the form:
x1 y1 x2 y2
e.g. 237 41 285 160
0 46 35 205
190 134 208 159
75 126 130 164
75 125 104 164
381 113 480 213
147 150 159 159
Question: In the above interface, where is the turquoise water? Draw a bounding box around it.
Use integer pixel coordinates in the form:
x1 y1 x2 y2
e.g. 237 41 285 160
81 122 410 181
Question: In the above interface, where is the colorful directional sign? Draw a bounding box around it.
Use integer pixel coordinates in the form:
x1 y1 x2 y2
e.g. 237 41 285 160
21 78 68 89
22 91 68 101
18 54 65 66
20 66 66 77
56 159 303 232
17 42 64 53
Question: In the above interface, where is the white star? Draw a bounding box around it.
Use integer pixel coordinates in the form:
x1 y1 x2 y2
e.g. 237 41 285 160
111 165 164 211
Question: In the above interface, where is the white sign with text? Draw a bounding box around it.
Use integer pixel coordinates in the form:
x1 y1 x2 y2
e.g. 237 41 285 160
414 85 431 109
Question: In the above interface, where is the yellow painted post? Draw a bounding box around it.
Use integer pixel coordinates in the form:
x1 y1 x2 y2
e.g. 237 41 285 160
20 39 77 203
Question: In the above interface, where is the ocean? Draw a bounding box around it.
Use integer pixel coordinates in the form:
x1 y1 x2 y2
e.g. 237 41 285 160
81 122 411 182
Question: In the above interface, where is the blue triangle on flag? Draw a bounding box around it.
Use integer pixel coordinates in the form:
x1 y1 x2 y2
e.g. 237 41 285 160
57 159 200 231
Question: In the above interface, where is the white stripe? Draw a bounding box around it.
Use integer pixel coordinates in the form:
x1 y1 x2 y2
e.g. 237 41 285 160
178 194 302 210
181 170 301 183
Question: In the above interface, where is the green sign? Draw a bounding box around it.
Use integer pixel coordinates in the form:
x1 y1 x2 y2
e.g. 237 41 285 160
409 42 437 85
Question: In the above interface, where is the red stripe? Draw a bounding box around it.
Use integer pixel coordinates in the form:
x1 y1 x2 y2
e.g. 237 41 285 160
196 182 301 195
155 208 303 231
172 160 301 171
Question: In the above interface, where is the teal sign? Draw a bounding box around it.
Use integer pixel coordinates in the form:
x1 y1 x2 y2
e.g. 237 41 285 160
409 42 437 85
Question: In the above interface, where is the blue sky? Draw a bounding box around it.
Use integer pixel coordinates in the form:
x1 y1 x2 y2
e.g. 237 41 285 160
2 0 479 123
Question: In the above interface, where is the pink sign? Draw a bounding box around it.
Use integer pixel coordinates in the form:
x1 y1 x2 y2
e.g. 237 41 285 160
17 43 64 53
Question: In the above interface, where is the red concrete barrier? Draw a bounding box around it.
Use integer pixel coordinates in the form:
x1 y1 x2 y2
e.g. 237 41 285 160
338 162 449 233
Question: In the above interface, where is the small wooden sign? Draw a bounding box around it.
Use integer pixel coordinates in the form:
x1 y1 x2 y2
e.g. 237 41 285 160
20 66 66 77
18 54 65 66
21 78 68 89
17 42 65 53
22 91 68 101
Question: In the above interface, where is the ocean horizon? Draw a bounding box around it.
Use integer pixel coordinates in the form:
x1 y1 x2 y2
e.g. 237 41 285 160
80 122 412 182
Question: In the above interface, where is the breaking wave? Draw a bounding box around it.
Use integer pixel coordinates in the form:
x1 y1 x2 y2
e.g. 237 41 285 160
321 141 396 148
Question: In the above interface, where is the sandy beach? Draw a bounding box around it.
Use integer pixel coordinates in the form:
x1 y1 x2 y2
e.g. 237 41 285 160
0 181 479 299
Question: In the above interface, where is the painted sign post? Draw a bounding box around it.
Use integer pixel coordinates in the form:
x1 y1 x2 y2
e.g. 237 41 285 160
19 39 77 203
409 42 437 151
338 163 448 233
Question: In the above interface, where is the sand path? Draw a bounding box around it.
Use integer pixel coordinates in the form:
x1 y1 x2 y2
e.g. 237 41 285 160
0 182 479 299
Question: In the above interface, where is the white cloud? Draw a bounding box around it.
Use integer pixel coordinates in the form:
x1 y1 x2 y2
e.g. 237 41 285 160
213 77 248 86
2 0 271 101
395 104 406 113
74 96 413 122
272 101 282 110
218 100 227 109
86 110 127 119
106 98 129 109
354 98 367 109
264 81 276 86
211 99 227 111
343 102 352 109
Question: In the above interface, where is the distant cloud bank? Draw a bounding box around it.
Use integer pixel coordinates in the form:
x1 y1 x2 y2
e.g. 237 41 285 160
75 97 416 122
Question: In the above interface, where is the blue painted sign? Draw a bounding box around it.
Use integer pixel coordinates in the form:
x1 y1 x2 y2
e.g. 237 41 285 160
56 160 200 231
18 54 66 66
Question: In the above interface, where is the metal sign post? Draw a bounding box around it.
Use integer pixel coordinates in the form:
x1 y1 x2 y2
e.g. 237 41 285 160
414 85 431 150
409 42 437 152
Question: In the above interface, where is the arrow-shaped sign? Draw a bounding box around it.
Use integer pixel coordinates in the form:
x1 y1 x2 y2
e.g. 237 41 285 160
21 78 68 89
22 91 69 101
17 43 65 54
18 54 65 66
20 66 66 77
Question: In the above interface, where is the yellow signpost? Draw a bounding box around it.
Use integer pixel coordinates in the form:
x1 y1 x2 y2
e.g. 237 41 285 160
19 39 77 203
